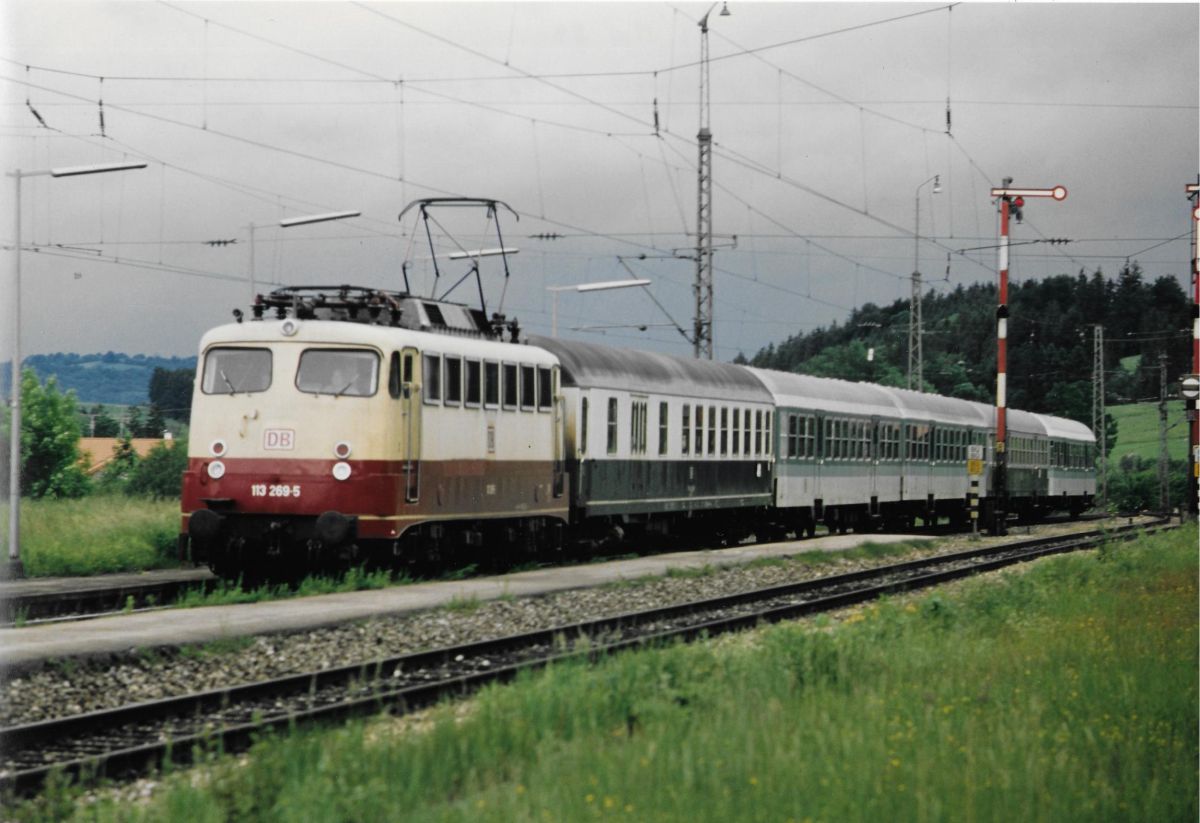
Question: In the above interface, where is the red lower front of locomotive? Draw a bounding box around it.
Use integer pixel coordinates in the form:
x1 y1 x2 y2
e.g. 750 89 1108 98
181 456 408 574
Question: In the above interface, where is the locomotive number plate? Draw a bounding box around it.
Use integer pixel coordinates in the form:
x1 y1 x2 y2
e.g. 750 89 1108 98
263 429 295 450
251 483 302 498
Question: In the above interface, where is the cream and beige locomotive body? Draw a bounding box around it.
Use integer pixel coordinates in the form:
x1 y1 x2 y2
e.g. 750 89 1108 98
183 312 566 580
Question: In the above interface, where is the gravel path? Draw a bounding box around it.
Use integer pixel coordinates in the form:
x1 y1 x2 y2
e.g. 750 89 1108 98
0 519 1136 727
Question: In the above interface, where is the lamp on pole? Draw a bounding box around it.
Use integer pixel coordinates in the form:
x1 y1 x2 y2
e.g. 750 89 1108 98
546 278 652 338
5 160 148 579
694 0 730 360
910 173 941 391
248 210 361 301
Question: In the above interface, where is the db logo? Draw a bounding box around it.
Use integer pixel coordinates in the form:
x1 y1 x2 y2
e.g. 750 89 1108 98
263 429 295 450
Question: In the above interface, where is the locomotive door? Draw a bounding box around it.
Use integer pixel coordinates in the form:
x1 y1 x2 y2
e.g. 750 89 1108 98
400 348 421 503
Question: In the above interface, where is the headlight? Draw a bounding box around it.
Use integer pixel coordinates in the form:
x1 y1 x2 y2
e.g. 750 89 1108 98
207 460 226 480
210 439 227 457
332 461 352 481
334 441 352 459
280 318 299 337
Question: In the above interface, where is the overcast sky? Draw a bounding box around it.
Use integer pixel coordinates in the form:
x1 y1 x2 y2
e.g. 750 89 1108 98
2 1 1197 363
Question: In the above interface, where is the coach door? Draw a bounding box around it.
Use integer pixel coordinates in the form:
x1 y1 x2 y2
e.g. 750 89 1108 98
400 348 421 503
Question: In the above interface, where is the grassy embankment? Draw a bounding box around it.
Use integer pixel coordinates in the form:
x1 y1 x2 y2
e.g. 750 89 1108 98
2 496 181 577
26 525 1196 822
1108 399 1189 462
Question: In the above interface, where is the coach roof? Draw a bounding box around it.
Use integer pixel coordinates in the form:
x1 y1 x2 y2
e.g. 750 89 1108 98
528 336 773 402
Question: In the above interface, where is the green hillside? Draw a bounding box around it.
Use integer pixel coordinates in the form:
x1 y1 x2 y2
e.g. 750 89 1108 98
1108 400 1191 462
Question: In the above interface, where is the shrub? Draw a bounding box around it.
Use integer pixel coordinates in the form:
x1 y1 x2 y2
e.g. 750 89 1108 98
127 438 188 499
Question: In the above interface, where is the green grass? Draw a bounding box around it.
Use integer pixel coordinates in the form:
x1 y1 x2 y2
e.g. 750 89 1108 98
3 496 181 577
173 567 401 609
28 526 1195 822
1109 400 1190 462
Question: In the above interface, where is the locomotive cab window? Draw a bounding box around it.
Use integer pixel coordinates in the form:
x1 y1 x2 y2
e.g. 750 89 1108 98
202 347 271 395
296 349 379 397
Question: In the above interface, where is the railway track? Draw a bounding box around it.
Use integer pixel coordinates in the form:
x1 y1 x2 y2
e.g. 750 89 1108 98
0 574 217 627
0 512 1116 626
0 518 1170 798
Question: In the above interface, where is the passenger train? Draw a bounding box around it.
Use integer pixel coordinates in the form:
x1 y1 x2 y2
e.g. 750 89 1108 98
181 284 1096 582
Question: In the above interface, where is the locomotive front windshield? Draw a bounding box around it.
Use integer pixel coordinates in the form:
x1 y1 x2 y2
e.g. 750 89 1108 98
296 349 379 397
202 347 272 395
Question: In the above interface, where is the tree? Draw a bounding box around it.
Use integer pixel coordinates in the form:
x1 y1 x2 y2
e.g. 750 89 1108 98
86 404 120 437
127 438 188 499
96 435 139 493
148 367 195 423
145 404 167 438
18 368 90 499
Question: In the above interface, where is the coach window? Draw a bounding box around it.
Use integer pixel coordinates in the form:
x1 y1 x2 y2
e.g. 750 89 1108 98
484 362 500 408
755 410 764 455
443 356 462 406
202 347 272 395
695 406 705 456
631 399 648 454
682 404 691 455
606 397 618 454
744 409 752 454
764 412 772 456
659 401 669 456
520 365 536 411
502 363 518 409
708 405 717 456
465 360 482 407
579 397 589 455
720 408 729 455
537 366 553 412
732 409 741 456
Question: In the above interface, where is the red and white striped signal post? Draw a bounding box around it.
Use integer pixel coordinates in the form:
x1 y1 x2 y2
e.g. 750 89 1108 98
1187 181 1200 519
988 180 1067 535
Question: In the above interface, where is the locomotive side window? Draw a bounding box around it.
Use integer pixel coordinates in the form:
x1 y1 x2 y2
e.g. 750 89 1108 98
296 349 378 397
202 347 272 395
537 366 552 411
423 354 441 403
465 359 482 406
444 356 463 406
484 362 500 407
503 363 518 409
521 365 536 411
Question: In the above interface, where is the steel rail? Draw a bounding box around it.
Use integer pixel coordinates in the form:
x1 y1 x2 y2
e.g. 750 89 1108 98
0 519 1170 797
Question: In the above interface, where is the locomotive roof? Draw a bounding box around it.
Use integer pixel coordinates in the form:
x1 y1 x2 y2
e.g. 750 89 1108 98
198 319 559 365
528 336 774 403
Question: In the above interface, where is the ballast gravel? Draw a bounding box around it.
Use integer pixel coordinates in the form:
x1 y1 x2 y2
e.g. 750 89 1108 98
0 519 1140 727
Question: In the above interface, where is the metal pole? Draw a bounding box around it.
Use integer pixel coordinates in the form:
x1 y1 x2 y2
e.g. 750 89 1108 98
6 171 23 576
1159 353 1170 515
248 222 257 303
1093 324 1107 508
694 5 717 360
993 188 1010 536
1189 180 1200 518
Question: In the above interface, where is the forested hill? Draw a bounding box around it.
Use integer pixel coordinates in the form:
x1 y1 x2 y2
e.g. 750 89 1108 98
20 352 198 405
741 264 1191 426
